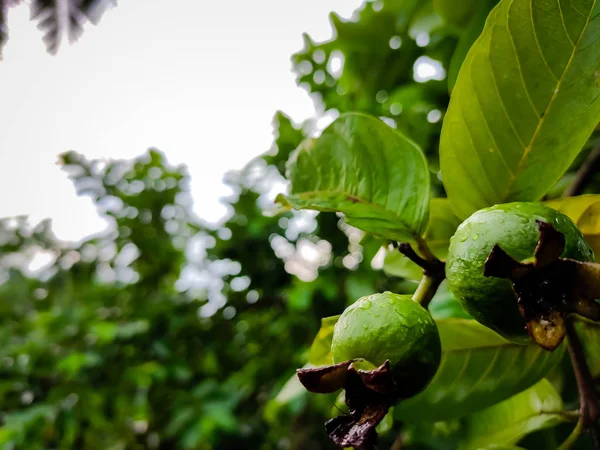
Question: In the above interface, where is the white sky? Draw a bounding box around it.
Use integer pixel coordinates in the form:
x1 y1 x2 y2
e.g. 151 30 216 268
0 0 363 242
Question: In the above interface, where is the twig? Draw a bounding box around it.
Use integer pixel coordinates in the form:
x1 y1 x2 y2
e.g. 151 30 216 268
565 145 600 197
566 317 600 449
398 243 431 271
397 242 444 276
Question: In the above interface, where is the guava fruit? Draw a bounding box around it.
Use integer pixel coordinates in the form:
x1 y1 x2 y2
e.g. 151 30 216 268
446 202 594 344
331 292 442 397
297 292 442 449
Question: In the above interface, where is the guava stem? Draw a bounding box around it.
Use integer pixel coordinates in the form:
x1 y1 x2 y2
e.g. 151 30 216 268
412 274 442 309
566 317 600 449
415 236 437 263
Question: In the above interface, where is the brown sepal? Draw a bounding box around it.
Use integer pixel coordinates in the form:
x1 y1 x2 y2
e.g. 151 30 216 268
297 361 351 394
484 222 600 351
534 220 566 267
298 360 396 450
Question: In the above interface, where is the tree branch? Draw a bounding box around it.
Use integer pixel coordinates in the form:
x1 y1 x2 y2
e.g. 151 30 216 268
566 317 600 449
565 145 600 197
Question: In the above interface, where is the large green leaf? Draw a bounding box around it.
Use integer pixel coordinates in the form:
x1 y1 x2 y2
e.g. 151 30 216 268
440 0 600 219
546 195 600 259
394 319 565 422
447 0 498 92
280 113 430 242
459 379 567 450
383 198 460 280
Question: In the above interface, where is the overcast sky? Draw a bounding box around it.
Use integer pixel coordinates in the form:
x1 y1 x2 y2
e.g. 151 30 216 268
0 0 363 242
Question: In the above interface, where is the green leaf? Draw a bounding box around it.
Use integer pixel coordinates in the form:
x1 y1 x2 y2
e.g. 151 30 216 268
545 195 600 259
459 379 567 450
280 113 430 242
308 315 340 367
383 198 460 280
448 0 497 92
440 0 600 219
394 319 565 422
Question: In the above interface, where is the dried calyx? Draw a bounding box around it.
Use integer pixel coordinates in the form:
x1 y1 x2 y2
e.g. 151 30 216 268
297 360 396 450
484 221 600 350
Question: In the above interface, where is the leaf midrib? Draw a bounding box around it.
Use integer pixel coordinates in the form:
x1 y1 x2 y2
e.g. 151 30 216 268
502 0 597 199
288 189 418 238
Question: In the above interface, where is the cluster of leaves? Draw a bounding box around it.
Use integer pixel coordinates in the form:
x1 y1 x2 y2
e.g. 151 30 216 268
276 0 600 448
1 0 600 449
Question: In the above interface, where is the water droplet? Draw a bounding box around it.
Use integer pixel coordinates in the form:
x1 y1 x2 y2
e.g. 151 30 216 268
472 234 479 241
359 300 372 310
459 235 468 242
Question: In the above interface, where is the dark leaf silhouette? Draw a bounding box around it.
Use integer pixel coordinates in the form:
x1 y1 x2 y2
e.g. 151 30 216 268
28 0 115 54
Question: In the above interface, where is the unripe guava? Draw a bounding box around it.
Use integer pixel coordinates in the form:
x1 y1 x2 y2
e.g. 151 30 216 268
446 202 594 344
331 292 441 397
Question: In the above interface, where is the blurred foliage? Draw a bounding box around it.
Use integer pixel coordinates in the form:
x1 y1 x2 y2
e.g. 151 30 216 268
1 0 114 57
1 0 599 449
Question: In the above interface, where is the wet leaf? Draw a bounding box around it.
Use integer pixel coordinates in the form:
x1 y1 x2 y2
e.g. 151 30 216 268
459 379 566 450
441 0 600 219
280 113 430 242
394 319 565 422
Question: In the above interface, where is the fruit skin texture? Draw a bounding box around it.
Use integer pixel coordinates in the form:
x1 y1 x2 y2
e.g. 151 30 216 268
331 292 441 398
446 202 594 344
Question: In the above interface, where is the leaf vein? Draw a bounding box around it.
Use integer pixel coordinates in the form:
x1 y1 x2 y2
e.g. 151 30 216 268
558 0 577 46
461 348 502 400
457 86 506 199
468 49 517 177
487 4 528 150
506 0 597 199
440 350 472 402
570 0 588 16
530 0 561 81
507 0 543 117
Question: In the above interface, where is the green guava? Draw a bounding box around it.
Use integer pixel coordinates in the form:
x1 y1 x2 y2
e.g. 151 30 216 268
446 202 594 344
331 292 441 397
